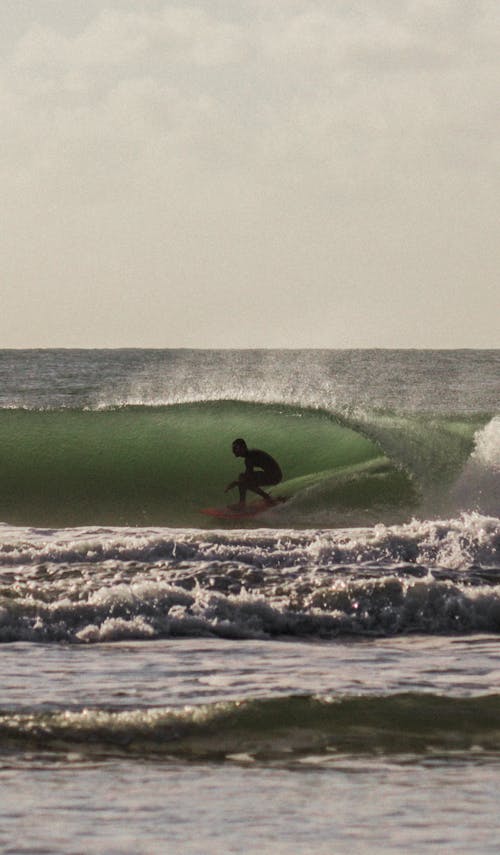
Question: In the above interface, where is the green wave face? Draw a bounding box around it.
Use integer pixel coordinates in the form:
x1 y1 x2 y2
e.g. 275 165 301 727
0 401 481 527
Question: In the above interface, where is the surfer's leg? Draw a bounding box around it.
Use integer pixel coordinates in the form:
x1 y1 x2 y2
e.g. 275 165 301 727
236 473 279 505
236 473 267 504
245 473 275 504
253 486 272 501
237 476 248 504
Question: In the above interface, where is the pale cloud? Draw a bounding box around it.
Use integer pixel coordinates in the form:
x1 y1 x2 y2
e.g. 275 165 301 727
13 7 249 70
1 1 499 346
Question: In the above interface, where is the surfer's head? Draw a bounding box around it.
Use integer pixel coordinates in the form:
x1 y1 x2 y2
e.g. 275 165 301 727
232 438 247 457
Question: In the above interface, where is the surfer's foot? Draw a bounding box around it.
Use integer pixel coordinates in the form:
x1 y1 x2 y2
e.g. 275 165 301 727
266 495 286 506
228 502 246 511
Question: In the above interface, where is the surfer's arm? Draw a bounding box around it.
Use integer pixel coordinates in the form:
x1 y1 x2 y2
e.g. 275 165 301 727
225 471 250 492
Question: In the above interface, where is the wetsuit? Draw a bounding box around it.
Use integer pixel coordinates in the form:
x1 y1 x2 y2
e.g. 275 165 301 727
238 448 282 503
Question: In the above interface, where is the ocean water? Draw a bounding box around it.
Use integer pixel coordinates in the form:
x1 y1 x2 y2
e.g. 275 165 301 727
0 348 499 854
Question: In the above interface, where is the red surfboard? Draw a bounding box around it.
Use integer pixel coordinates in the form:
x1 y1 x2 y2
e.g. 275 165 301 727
200 497 287 520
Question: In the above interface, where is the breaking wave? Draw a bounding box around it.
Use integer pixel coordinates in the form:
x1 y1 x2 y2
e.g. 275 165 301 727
0 513 498 643
0 401 493 526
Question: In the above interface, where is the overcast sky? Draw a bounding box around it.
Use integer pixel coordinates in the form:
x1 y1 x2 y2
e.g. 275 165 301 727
1 0 498 347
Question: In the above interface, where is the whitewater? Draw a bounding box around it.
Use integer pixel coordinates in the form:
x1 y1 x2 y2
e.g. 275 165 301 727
0 349 499 854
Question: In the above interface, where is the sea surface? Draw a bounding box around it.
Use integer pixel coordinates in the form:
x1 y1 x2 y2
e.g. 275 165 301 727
0 348 499 854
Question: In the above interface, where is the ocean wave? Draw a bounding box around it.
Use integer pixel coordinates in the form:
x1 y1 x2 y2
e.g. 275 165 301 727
0 401 494 527
0 515 498 643
0 512 497 569
2 693 500 760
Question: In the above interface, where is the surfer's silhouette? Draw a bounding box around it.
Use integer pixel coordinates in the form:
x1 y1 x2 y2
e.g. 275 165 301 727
225 438 282 508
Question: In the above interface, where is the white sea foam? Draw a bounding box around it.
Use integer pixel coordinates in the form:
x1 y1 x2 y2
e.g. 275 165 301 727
0 514 498 643
473 417 500 472
450 418 500 515
0 513 498 570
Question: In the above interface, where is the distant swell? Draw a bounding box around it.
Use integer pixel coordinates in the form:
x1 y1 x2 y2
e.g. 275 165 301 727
2 694 500 760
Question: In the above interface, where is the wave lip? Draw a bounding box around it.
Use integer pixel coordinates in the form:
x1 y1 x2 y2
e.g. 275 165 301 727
2 694 500 760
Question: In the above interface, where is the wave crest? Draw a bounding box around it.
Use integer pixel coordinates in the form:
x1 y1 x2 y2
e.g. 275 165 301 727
3 693 500 759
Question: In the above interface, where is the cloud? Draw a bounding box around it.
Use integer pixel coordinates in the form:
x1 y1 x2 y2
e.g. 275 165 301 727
5 1 498 180
13 6 249 70
1 1 499 346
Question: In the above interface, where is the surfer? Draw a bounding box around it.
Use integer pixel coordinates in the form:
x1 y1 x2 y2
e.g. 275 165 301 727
225 438 282 508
